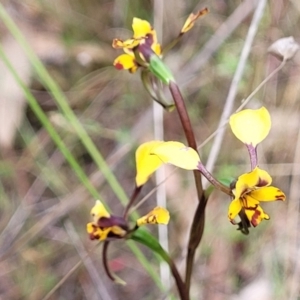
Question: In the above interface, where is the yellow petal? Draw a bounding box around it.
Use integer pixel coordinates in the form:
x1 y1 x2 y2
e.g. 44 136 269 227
152 42 162 56
110 226 127 237
86 222 111 241
229 107 271 147
244 205 270 227
90 200 110 222
242 194 259 208
98 228 112 241
136 206 170 226
112 38 139 49
250 186 286 202
180 8 209 34
228 199 242 221
135 141 165 187
132 18 152 39
234 167 272 200
151 141 200 170
113 53 137 72
86 222 95 234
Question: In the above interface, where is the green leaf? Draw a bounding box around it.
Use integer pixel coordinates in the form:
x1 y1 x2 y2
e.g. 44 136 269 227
130 228 170 262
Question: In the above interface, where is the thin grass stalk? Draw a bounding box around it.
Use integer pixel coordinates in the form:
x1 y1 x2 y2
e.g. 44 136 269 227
0 3 128 206
0 44 100 199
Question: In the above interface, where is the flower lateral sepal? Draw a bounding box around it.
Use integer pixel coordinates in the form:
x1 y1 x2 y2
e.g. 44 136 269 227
135 141 165 187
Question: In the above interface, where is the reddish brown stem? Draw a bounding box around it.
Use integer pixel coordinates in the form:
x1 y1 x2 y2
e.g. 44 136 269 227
123 185 142 220
102 241 114 281
169 81 205 294
197 163 232 196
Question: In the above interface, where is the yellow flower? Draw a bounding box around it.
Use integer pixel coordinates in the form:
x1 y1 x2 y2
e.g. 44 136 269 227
87 201 170 241
137 207 170 226
228 167 286 227
87 200 128 241
229 107 271 147
113 18 161 73
112 9 208 73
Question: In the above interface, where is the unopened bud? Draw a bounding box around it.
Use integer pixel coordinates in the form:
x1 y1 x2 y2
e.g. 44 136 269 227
149 54 175 84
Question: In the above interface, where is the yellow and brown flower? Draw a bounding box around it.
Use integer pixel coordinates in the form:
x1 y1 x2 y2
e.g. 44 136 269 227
113 18 161 73
87 200 170 241
228 167 286 227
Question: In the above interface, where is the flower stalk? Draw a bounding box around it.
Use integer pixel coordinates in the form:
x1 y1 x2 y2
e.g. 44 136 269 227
246 144 258 170
168 80 206 293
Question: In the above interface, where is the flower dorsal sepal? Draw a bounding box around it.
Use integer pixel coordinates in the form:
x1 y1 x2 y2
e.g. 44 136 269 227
229 107 271 147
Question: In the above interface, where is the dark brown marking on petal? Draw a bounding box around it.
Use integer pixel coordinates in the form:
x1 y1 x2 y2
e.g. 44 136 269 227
256 177 269 187
237 209 250 234
90 233 99 240
275 191 286 201
115 62 124 70
241 196 257 209
98 216 128 230
107 231 124 239
250 209 261 227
